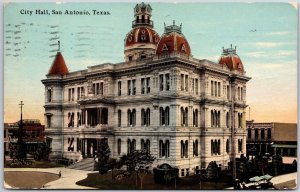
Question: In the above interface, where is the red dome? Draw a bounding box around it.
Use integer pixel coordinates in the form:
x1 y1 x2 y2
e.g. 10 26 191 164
125 27 160 47
48 52 69 75
218 46 244 72
156 22 191 56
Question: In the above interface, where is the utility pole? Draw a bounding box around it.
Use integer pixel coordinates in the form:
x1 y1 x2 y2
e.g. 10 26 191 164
230 78 237 181
18 101 24 144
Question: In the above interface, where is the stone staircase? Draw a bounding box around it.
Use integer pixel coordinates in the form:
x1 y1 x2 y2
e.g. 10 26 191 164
67 158 96 171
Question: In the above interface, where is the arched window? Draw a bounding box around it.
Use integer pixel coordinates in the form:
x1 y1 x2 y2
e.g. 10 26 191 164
159 107 165 125
192 109 199 127
181 107 185 126
185 140 188 158
159 140 164 157
141 139 145 150
211 110 214 127
193 140 198 156
181 140 184 158
165 107 170 126
217 111 220 127
185 107 188 126
146 139 150 154
146 108 150 126
165 140 170 158
141 108 146 126
127 109 131 126
118 139 121 155
226 139 229 153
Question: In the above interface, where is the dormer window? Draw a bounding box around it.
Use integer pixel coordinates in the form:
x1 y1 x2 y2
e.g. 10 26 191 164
128 55 133 61
181 44 186 52
162 43 168 51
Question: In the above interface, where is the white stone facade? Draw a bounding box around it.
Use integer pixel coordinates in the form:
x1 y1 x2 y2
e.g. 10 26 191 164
41 3 250 177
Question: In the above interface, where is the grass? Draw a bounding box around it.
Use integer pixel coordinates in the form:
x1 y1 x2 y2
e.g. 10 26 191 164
76 170 232 190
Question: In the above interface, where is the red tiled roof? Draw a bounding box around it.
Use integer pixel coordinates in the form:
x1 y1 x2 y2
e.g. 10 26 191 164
219 54 244 72
48 52 69 75
156 32 191 56
125 27 160 47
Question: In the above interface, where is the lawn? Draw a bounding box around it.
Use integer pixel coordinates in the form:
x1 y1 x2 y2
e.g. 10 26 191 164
76 170 232 190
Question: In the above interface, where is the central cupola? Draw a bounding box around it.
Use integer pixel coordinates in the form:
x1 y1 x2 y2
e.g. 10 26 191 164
124 2 160 62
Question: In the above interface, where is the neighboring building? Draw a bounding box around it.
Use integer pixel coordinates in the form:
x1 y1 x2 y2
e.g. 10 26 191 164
41 2 250 176
246 121 297 159
4 119 45 154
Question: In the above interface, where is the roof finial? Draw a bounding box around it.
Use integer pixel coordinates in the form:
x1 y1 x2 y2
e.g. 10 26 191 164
230 44 232 49
58 40 60 52
173 20 175 25
164 22 166 27
222 46 224 51
235 46 237 50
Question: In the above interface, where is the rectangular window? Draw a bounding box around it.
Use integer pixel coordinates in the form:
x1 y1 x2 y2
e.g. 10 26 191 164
195 79 199 95
127 80 131 95
181 169 185 177
218 82 221 97
227 85 230 99
192 78 194 93
211 81 214 96
185 75 188 91
47 88 52 102
96 83 100 95
118 110 121 127
132 79 136 95
255 129 258 139
81 87 85 97
181 74 184 91
146 77 150 93
141 78 145 94
68 88 71 101
261 130 265 139
165 73 170 91
77 87 80 100
100 82 104 95
118 81 122 96
159 74 164 91
241 87 243 100
47 116 51 128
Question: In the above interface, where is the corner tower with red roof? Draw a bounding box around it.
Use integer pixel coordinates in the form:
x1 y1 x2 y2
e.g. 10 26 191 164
42 50 69 158
218 45 244 73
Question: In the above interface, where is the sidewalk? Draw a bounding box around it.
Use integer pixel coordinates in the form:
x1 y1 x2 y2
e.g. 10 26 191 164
4 167 96 189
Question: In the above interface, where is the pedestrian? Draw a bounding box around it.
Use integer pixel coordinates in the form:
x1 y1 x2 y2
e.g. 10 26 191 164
59 170 61 178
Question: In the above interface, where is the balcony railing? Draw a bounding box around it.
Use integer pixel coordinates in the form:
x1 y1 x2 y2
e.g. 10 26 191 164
132 19 153 27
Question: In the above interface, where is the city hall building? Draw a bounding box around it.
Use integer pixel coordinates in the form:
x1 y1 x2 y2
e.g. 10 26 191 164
42 2 250 175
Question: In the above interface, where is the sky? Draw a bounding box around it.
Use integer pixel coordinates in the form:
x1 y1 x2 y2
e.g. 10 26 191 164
4 2 297 124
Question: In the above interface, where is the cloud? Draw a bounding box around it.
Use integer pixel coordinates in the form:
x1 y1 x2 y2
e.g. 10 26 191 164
266 31 290 36
245 51 265 58
205 55 220 62
278 50 295 56
255 42 278 48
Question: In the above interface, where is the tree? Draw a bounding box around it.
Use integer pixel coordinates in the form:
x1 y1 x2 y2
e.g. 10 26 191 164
121 150 155 189
97 138 111 174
